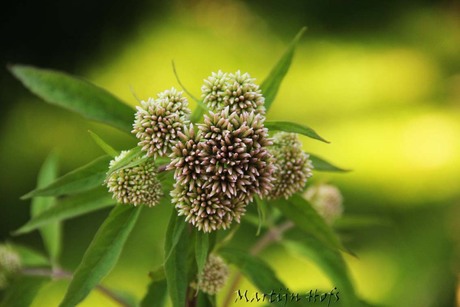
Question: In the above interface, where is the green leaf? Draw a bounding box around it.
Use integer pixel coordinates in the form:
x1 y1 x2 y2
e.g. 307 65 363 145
265 120 329 143
6 244 50 267
88 130 119 157
31 152 61 266
164 211 190 307
21 155 112 199
195 231 209 276
15 188 115 235
220 249 286 297
283 229 359 307
163 212 186 263
308 153 350 172
261 27 306 112
270 194 343 251
9 65 134 132
0 276 49 307
219 248 294 306
197 292 215 307
59 205 141 307
106 147 142 175
140 278 167 307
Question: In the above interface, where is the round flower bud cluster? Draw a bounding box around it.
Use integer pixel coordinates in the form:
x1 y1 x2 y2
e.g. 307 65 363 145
0 245 21 289
168 108 275 232
268 132 313 199
132 88 191 158
202 70 265 114
304 184 343 225
106 151 163 207
195 255 229 295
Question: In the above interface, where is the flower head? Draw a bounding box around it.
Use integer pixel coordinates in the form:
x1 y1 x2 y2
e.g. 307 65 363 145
198 108 274 200
202 71 265 114
195 255 229 295
168 108 274 231
201 71 228 111
106 151 163 207
167 124 203 187
304 184 343 225
171 184 247 232
0 245 21 289
132 88 190 158
268 132 313 199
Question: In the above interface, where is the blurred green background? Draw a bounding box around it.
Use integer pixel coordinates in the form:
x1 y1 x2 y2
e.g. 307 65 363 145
1 0 459 306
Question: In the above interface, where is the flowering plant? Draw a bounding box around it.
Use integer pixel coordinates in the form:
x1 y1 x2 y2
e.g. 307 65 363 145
2 28 369 307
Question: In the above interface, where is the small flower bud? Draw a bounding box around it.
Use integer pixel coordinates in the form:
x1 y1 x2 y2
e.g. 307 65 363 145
304 184 344 225
0 245 21 289
195 255 229 295
132 87 191 158
268 132 313 199
106 151 163 207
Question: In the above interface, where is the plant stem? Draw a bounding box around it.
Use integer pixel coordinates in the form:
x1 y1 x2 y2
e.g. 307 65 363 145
221 220 294 307
21 267 131 307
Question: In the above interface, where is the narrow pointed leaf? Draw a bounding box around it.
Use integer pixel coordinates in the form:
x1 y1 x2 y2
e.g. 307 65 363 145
9 65 134 132
59 205 141 307
6 243 50 267
265 121 329 143
0 276 49 307
88 130 119 157
106 147 142 175
164 211 190 307
21 155 111 199
284 229 359 307
308 154 350 172
197 292 215 307
163 212 186 263
195 231 209 276
270 194 343 251
261 27 306 112
220 249 287 303
15 188 115 235
31 152 61 265
140 278 167 307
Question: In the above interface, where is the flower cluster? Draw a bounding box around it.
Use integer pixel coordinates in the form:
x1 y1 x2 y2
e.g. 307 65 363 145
169 108 274 232
106 71 319 232
0 245 21 289
304 184 343 225
106 151 163 207
268 132 313 199
202 70 265 114
193 255 229 295
132 88 191 158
